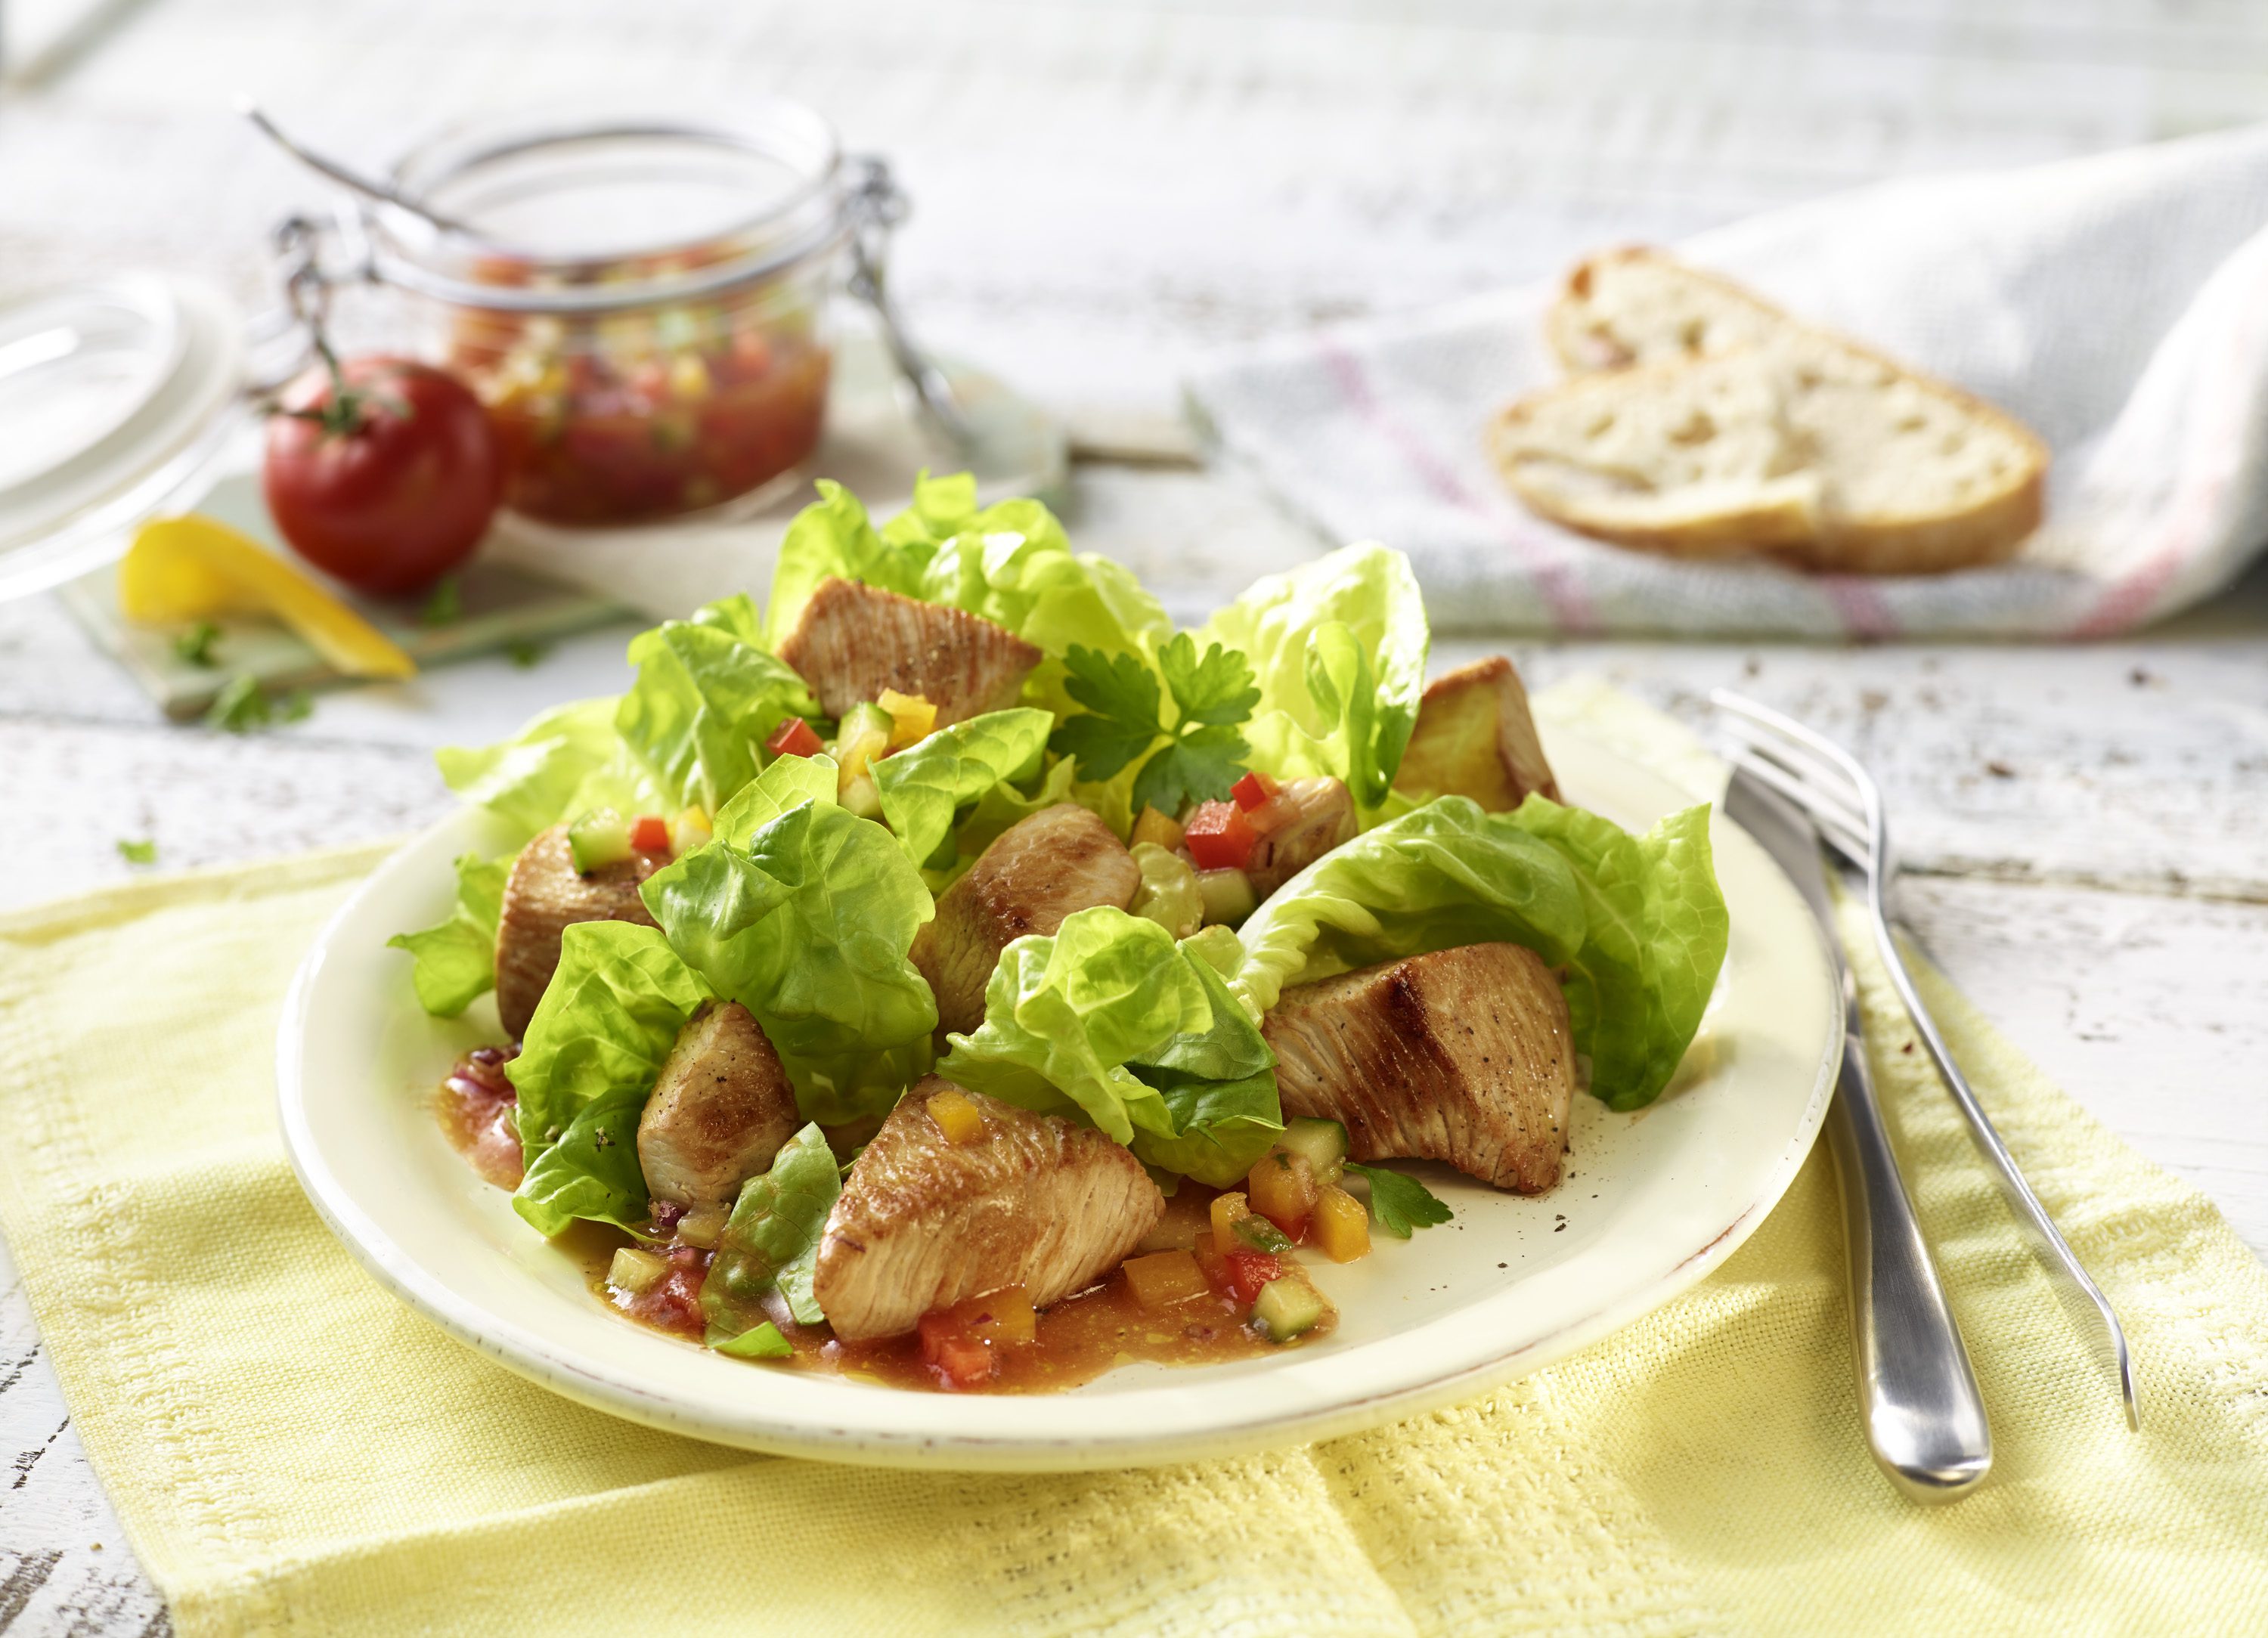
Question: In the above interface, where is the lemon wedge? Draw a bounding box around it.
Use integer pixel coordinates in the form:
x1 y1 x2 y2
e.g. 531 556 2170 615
119 515 417 680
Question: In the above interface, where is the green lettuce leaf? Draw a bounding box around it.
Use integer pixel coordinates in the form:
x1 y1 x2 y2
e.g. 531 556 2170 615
640 794 937 1123
512 1083 651 1237
916 497 1170 673
615 593 820 813
387 850 512 1017
1233 794 1728 1111
713 1322 793 1359
1195 542 1429 814
505 920 711 1168
873 708 1052 868
936 907 1283 1181
699 1122 841 1341
434 697 628 843
1504 797 1730 1112
712 752 840 846
764 481 932 649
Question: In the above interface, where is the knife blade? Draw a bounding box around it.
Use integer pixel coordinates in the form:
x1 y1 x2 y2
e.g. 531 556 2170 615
1725 768 1992 1500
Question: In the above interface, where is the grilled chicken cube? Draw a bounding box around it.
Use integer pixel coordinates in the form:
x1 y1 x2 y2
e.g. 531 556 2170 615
1263 942 1575 1194
813 1077 1164 1340
777 577 1042 726
1243 776 1357 899
493 822 658 1040
1392 656 1561 810
911 804 1142 1036
635 1001 801 1212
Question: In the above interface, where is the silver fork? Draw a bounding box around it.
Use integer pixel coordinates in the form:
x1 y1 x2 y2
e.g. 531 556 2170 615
1713 689 2142 1432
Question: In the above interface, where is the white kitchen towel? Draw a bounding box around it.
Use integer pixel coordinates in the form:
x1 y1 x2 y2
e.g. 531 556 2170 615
1186 122 2268 639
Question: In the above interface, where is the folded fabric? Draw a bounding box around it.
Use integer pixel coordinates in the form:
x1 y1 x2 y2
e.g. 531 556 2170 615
1188 123 2268 639
2 689 2266 1637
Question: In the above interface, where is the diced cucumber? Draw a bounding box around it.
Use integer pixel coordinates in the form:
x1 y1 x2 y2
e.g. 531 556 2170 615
1276 1117 1349 1185
1232 1214 1295 1254
607 1246 668 1295
1253 1274 1328 1342
840 771 884 820
1195 866 1257 927
839 701 894 744
1129 843 1204 940
569 808 634 873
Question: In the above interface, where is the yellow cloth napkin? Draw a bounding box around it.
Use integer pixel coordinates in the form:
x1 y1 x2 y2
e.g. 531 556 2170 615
6 721 2268 1636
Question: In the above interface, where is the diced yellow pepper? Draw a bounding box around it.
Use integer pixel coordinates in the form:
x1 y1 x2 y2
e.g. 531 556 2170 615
671 805 713 853
1123 1249 1211 1309
1311 1183 1371 1262
1210 1191 1251 1250
1129 806 1184 851
877 689 937 749
1247 1146 1319 1228
956 1285 1036 1346
926 1087 987 1146
668 351 712 401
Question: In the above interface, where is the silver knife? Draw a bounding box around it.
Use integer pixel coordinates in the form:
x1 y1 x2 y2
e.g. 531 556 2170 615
1725 769 1992 1500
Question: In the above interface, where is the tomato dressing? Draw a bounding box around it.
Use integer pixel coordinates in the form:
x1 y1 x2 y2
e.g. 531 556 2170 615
437 1045 524 1189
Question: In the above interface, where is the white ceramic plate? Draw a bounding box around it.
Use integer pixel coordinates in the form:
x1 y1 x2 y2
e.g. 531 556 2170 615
277 728 1839 1471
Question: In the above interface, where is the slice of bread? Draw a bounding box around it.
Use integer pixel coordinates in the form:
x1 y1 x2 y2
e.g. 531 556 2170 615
1494 248 2048 575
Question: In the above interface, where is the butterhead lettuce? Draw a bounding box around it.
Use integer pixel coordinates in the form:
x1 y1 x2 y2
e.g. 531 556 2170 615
1196 542 1429 816
513 1084 652 1237
936 906 1283 1185
387 849 512 1017
640 784 937 1123
435 697 643 844
616 593 821 813
1234 794 1727 1111
699 1121 841 1342
873 708 1052 868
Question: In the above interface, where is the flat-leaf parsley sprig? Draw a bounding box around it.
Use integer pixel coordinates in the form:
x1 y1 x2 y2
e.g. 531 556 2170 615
1049 633 1260 818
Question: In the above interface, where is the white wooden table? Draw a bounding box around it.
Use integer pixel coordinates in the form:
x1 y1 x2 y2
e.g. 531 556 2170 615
4 2 2267 1630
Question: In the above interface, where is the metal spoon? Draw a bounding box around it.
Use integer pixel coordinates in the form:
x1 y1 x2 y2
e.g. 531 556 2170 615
238 98 473 237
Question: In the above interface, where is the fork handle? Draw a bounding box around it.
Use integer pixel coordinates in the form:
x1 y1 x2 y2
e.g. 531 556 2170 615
1825 1027 1993 1500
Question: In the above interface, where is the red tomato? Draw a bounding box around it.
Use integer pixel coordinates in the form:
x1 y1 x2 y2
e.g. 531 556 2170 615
765 717 824 759
1231 770 1280 810
630 816 672 853
1183 800 1258 871
917 1312 996 1389
1219 1249 1283 1307
262 354 503 595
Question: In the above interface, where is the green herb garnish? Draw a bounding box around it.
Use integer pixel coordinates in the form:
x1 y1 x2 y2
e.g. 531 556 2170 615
205 675 270 732
116 838 158 865
503 636 550 668
419 576 463 627
1345 1163 1453 1237
172 621 222 667
1232 1214 1295 1254
1050 633 1257 816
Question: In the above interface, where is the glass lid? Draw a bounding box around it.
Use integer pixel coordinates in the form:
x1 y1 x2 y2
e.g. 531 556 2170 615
0 276 246 601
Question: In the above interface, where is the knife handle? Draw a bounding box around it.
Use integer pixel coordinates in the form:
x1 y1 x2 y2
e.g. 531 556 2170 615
1824 1031 1993 1500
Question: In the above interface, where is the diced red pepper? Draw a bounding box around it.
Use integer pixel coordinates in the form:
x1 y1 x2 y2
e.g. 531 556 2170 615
1231 770 1281 810
918 1311 998 1389
629 815 672 853
1220 1248 1284 1307
1182 800 1258 871
764 717 823 759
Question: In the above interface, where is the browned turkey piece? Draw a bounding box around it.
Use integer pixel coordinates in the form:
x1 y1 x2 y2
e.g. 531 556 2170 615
911 804 1142 1036
776 576 1042 725
1241 776 1357 899
1263 942 1575 1194
635 1001 802 1211
492 822 659 1040
1391 656 1561 811
812 1078 1164 1340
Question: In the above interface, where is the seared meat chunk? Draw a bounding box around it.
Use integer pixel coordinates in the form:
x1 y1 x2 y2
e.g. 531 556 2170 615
1392 656 1560 810
494 822 658 1040
636 1001 801 1211
912 804 1142 1036
813 1077 1163 1340
1263 942 1574 1193
1243 776 1357 899
777 577 1041 726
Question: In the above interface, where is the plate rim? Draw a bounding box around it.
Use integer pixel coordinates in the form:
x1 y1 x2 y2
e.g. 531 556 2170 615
275 729 1841 1471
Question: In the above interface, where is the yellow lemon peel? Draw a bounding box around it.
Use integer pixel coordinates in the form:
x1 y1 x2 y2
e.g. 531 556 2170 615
119 515 417 680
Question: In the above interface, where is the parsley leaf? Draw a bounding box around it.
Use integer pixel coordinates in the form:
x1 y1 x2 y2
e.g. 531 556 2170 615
1346 1163 1453 1237
419 576 463 627
1232 1214 1294 1253
205 675 270 732
504 636 550 669
1051 635 1257 813
173 621 222 667
116 838 158 865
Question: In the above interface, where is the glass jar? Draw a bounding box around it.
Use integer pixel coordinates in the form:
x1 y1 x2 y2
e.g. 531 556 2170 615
321 101 896 528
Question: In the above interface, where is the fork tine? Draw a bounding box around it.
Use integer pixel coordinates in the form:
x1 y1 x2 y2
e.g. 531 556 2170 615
1712 689 1885 816
1725 731 1873 851
1729 751 1872 865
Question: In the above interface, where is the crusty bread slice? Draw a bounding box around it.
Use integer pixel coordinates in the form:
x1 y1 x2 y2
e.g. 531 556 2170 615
1496 247 2048 574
